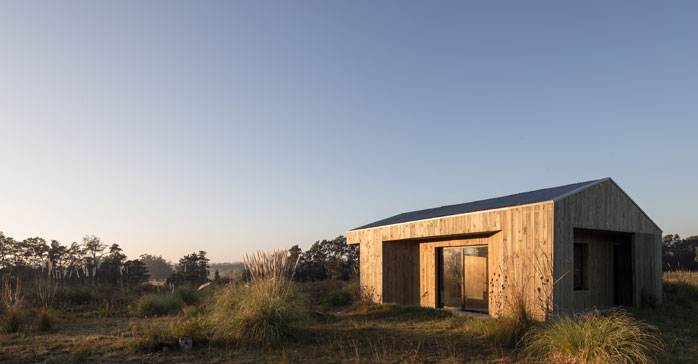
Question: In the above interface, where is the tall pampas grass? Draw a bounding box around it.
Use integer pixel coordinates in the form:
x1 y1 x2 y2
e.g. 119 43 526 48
243 249 300 282
209 249 307 346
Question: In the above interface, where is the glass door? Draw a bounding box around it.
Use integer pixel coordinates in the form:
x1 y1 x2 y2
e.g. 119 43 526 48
439 245 488 312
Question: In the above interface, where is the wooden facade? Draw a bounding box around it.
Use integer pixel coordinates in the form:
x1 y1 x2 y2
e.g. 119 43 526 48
347 179 662 317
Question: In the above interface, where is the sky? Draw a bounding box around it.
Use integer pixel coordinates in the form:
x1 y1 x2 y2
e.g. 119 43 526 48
0 1 696 262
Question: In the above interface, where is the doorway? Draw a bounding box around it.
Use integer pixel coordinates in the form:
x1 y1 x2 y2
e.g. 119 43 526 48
613 241 633 306
438 245 488 313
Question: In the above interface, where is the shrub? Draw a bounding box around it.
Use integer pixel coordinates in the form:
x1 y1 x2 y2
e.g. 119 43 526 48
342 282 362 302
174 287 200 306
209 277 307 346
128 324 177 353
521 310 664 364
319 286 352 309
36 308 54 331
169 306 208 344
137 293 181 316
54 286 99 308
1 305 21 333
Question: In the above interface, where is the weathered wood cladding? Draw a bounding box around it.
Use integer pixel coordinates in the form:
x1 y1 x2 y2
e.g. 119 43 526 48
553 179 662 313
348 202 555 318
634 233 662 306
572 229 632 312
349 178 662 316
382 241 420 304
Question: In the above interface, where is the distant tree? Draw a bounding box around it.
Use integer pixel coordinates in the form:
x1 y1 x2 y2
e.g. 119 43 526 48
214 269 221 282
23 237 49 269
663 233 698 271
324 257 343 280
167 251 210 286
65 242 84 282
288 245 302 268
294 236 358 281
123 259 150 288
0 232 12 270
82 235 106 284
48 240 68 280
99 244 127 286
139 254 173 281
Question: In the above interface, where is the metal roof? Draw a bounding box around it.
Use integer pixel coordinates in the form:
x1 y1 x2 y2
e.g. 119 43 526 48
352 179 606 231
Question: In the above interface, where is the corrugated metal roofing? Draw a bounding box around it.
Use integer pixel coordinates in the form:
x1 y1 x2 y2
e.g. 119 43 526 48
352 179 606 231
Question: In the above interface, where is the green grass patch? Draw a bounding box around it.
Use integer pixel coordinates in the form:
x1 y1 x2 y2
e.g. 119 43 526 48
137 293 182 316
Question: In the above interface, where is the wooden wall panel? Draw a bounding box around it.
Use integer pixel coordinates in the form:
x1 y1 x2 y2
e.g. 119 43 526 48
382 241 420 304
634 233 663 306
553 179 662 313
572 230 629 312
348 201 555 318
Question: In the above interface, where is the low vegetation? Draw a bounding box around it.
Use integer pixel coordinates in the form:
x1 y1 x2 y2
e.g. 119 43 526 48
209 250 308 346
1 232 697 363
522 310 663 364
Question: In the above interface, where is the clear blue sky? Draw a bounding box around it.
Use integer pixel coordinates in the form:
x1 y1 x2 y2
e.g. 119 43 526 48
1 1 696 262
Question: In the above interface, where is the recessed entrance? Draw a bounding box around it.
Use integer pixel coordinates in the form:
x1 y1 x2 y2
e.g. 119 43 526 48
438 245 488 313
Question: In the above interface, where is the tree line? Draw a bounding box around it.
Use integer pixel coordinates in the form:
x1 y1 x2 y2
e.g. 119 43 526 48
0 232 149 289
663 234 698 271
0 231 358 290
288 236 359 282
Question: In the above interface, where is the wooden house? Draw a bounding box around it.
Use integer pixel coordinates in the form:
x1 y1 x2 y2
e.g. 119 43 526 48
346 178 662 317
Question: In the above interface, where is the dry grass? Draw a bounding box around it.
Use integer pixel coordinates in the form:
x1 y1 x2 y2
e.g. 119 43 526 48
243 249 300 281
521 310 664 364
0 271 696 363
1 277 22 333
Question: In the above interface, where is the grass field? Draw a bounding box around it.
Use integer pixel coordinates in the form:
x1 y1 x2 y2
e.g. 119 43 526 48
1 272 697 364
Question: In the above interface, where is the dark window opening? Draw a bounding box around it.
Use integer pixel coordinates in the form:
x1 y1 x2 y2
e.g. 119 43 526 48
574 243 588 290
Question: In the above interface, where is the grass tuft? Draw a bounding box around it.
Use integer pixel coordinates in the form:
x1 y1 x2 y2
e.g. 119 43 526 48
209 276 307 346
37 308 54 331
1 305 21 333
488 294 533 347
521 309 664 364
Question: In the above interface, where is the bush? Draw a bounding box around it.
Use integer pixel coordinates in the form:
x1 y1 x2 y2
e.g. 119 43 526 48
54 286 99 308
209 277 307 346
319 286 352 309
169 306 208 344
174 287 200 306
1 305 21 333
36 308 54 331
137 293 181 316
521 310 664 364
128 323 178 353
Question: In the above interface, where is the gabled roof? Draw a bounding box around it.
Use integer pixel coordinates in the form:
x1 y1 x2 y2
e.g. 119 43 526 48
352 178 607 231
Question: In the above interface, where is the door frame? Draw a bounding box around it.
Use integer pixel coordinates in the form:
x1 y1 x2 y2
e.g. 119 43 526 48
437 244 489 313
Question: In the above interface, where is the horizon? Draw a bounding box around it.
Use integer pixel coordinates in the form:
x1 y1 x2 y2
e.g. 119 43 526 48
1 1 697 262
